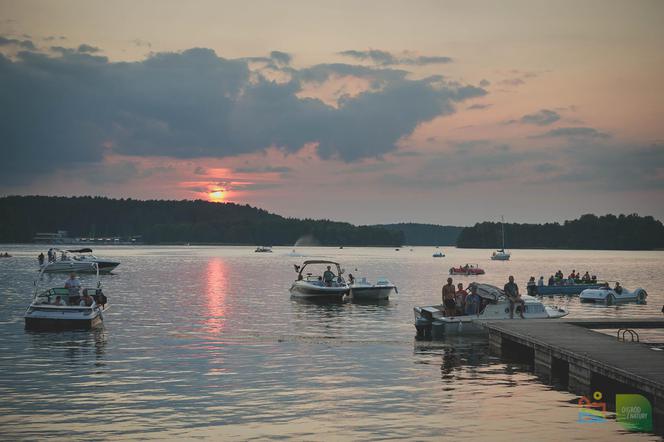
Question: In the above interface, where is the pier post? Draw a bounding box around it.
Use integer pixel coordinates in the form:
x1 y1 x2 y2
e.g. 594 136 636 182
568 363 592 396
488 331 502 356
533 348 553 381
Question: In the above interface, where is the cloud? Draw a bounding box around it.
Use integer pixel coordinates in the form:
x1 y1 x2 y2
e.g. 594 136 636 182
339 49 452 66
269 50 291 66
479 79 490 87
77 43 100 53
0 46 485 184
467 103 491 110
499 77 525 87
234 165 292 173
505 109 560 125
0 36 36 50
131 39 151 48
43 35 67 42
533 126 611 139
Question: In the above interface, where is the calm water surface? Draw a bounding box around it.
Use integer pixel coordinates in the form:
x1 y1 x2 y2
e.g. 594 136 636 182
0 245 662 440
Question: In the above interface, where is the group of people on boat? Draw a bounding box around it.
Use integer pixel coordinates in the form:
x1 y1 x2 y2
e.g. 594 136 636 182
50 272 95 306
546 270 597 286
0 252 11 257
40 248 66 265
441 276 525 319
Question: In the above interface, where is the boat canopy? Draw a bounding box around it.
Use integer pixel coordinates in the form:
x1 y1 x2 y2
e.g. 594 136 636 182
301 260 340 266
67 248 93 253
469 283 504 301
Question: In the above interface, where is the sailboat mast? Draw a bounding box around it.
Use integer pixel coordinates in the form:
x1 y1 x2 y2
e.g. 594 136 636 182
501 216 505 250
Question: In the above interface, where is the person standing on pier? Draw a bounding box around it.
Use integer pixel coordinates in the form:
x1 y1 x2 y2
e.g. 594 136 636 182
504 275 525 319
442 277 456 316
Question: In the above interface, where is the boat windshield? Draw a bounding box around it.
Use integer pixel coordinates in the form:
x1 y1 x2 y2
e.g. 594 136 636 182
35 287 100 306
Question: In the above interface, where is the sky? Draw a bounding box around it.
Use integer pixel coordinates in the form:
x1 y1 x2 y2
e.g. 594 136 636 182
1 0 663 225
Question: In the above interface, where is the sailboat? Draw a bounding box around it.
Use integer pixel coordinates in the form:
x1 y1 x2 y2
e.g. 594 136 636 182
490 216 511 261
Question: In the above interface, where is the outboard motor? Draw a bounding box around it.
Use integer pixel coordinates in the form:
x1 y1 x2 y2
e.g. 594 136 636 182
415 317 432 340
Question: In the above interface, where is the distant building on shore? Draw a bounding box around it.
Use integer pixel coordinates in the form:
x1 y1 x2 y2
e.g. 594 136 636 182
33 231 143 245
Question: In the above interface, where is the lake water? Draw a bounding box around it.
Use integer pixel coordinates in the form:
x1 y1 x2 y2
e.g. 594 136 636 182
0 245 662 440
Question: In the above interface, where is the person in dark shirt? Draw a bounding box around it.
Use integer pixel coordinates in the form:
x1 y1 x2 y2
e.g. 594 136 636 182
504 275 525 319
442 277 456 316
323 266 335 287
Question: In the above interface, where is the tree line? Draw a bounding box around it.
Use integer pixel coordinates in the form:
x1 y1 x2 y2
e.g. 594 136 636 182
456 214 664 250
0 196 403 246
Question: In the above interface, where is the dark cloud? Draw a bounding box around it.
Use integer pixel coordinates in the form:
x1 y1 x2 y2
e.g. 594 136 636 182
505 109 561 125
0 47 485 184
77 44 100 53
43 35 67 42
269 51 291 66
234 165 292 173
479 79 490 87
533 126 611 139
0 36 36 50
193 166 207 175
467 103 491 110
339 49 452 66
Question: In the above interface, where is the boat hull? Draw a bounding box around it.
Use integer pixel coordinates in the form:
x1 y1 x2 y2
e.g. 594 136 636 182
536 284 603 296
350 285 395 301
289 282 348 300
25 316 102 331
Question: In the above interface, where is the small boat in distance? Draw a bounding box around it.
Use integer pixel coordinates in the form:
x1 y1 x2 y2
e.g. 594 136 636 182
40 248 119 274
432 251 445 258
24 264 109 331
449 264 485 276
349 276 397 301
290 260 349 301
255 246 273 253
414 283 567 339
490 216 511 261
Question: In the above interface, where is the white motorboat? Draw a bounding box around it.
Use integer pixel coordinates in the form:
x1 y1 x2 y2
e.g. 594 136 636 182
255 246 273 253
290 260 349 301
580 285 647 305
349 277 397 301
432 252 445 258
490 216 511 260
24 264 109 330
413 283 568 339
41 248 120 274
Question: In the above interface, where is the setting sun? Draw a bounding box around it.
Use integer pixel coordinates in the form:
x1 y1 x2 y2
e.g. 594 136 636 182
208 190 225 202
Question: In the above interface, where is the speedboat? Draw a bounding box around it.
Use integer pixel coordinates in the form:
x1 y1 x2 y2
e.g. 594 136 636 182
24 264 109 330
413 283 568 339
449 264 485 276
255 246 273 253
433 252 445 258
41 248 119 274
349 277 397 301
290 260 349 301
580 285 647 305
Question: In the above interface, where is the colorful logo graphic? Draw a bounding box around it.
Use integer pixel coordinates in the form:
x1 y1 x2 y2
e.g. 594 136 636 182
616 394 653 432
578 391 606 423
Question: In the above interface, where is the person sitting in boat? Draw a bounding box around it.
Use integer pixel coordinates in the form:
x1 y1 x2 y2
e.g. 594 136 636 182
38 252 45 266
454 283 467 315
548 275 555 286
64 272 81 299
582 271 591 283
442 277 456 316
80 290 94 307
614 282 623 294
53 295 63 306
323 266 336 287
591 275 597 283
504 275 525 319
537 276 544 287
348 273 355 285
464 285 481 316
566 275 575 285
527 276 537 296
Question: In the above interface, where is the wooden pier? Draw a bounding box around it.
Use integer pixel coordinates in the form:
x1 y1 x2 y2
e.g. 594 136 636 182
480 318 664 432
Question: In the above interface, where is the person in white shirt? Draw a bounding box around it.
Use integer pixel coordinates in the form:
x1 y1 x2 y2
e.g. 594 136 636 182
64 272 81 299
